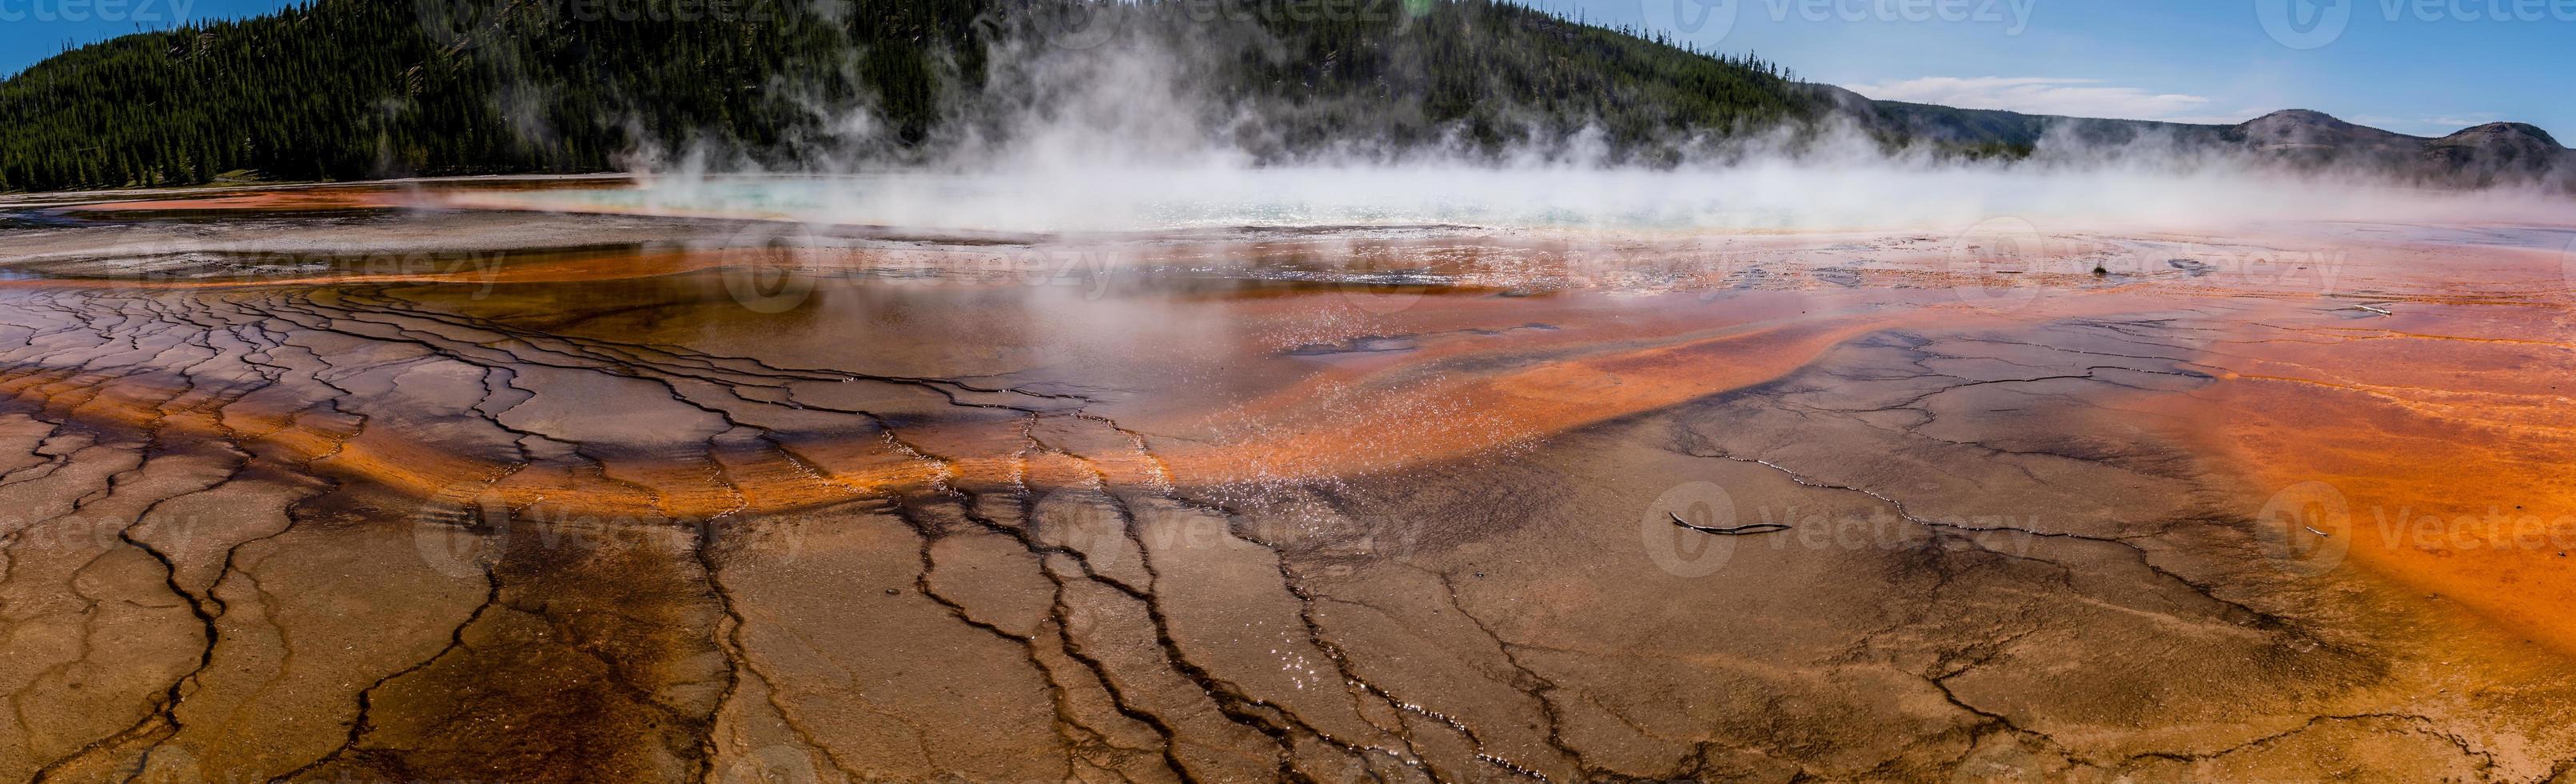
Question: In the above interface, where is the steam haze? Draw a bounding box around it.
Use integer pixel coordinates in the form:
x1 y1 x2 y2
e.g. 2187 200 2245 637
599 4 2576 237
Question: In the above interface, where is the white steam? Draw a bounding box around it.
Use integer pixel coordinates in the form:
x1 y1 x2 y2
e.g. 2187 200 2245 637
579 10 2576 237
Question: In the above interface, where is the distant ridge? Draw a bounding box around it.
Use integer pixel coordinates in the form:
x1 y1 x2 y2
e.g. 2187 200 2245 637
1857 98 2574 187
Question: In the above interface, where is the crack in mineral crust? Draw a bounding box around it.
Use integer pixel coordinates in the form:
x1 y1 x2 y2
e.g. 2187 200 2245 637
1 207 2572 782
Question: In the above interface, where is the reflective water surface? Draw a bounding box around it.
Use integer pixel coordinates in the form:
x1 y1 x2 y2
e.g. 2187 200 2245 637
1 178 2573 782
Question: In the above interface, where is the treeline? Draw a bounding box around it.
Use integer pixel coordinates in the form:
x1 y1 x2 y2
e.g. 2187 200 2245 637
1202 1 1819 161
0 0 1823 192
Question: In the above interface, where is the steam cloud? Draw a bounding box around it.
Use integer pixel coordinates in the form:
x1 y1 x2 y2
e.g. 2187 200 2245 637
564 2 2576 236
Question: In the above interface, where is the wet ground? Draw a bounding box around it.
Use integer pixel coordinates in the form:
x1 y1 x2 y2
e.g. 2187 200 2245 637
1 178 2574 782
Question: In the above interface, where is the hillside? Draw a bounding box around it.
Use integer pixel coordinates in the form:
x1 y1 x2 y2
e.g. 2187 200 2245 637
0 0 2565 193
0 0 1818 192
1865 101 2574 188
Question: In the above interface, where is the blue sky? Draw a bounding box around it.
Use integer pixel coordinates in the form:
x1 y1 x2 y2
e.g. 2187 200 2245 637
0 0 273 73
1580 0 2576 136
4 0 2570 137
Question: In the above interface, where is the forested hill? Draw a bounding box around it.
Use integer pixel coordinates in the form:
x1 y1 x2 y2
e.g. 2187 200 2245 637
0 0 1822 192
6 0 2565 194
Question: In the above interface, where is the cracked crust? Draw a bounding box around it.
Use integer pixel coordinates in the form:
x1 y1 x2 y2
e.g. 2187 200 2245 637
0 200 2571 782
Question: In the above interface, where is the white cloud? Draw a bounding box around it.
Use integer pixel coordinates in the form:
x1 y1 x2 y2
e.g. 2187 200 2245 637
1848 77 2251 124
